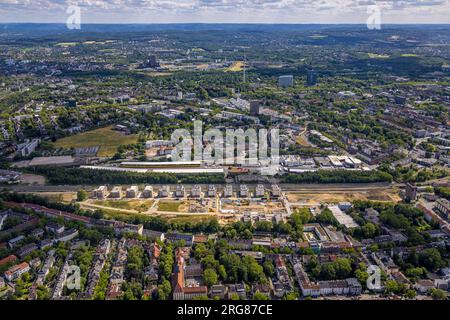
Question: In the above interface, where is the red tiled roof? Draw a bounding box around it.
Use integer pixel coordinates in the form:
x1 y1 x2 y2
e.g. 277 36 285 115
0 255 18 267
5 262 29 276
183 286 208 294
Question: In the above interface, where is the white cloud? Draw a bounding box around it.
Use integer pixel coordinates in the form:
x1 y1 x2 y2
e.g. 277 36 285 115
0 0 449 23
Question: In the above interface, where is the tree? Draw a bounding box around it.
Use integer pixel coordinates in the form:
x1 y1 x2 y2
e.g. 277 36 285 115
355 269 369 288
194 243 209 261
202 255 219 270
230 293 240 300
335 258 352 278
384 280 399 295
316 208 338 226
122 288 137 300
253 292 269 300
361 223 378 238
203 268 218 287
431 288 446 300
217 265 227 281
405 289 416 299
283 292 298 300
242 229 253 240
405 267 425 280
157 279 172 300
418 248 444 271
255 221 272 232
77 189 88 202
263 260 275 277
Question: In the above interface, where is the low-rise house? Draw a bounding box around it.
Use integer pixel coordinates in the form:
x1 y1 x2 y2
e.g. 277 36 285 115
415 279 435 294
17 243 38 258
390 271 410 287
193 234 208 244
39 239 53 250
210 284 228 299
166 233 194 246
440 267 450 280
227 283 246 299
55 228 79 242
252 284 271 298
183 286 208 300
36 251 55 285
227 239 252 250
363 208 380 224
144 266 159 282
143 229 165 241
185 263 203 278
436 198 450 218
30 228 44 238
29 258 41 269
0 255 18 268
434 279 449 291
273 281 286 298
292 258 361 297
46 222 65 234
8 235 25 249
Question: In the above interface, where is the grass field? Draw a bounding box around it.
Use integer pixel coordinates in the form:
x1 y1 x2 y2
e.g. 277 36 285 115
56 42 78 47
21 192 76 203
225 61 245 72
52 126 139 157
158 201 182 212
368 53 390 59
287 189 401 204
296 134 312 147
93 199 154 212
164 216 216 224
309 35 328 39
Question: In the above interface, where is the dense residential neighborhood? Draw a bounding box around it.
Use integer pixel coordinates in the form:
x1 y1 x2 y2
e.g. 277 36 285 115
0 4 449 306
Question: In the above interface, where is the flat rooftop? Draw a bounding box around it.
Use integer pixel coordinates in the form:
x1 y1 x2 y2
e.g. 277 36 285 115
28 156 75 166
328 206 359 228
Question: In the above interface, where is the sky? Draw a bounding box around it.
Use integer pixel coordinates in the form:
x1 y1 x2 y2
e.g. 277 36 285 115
0 0 449 24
